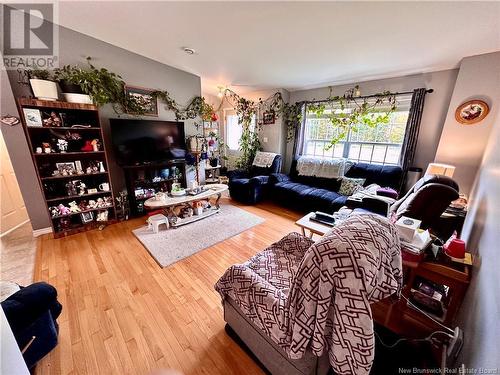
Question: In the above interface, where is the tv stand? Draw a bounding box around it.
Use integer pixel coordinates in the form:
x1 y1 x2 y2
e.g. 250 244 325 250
123 159 187 216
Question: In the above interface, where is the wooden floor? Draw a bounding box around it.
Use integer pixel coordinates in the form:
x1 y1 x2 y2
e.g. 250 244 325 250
34 199 303 375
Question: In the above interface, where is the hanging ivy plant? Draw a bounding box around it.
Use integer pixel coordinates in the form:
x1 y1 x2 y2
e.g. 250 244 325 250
307 85 398 149
21 61 398 169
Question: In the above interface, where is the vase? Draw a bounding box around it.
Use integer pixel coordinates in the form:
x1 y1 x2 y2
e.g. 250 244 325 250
29 79 58 101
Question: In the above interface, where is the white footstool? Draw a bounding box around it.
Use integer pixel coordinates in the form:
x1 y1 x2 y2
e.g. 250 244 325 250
147 214 169 233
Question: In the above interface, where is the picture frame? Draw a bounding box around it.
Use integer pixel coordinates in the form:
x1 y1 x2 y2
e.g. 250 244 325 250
23 108 43 127
80 211 94 223
125 85 158 116
455 100 489 125
263 111 276 125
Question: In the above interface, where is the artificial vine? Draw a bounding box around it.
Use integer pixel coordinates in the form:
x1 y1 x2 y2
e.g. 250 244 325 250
306 85 398 148
21 61 398 170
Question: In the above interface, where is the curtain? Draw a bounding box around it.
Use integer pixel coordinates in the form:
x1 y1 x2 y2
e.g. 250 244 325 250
292 103 307 159
399 88 427 186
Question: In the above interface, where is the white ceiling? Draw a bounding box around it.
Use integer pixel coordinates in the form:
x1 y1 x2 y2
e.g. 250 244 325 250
57 1 500 95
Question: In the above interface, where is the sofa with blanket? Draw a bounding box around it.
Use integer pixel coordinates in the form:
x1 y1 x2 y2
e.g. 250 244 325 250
269 159 403 213
215 214 402 375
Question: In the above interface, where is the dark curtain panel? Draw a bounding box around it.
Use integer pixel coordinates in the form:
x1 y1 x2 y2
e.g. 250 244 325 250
292 103 307 159
399 88 427 187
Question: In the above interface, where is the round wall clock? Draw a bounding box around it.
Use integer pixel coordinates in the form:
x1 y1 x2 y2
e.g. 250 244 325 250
455 99 489 125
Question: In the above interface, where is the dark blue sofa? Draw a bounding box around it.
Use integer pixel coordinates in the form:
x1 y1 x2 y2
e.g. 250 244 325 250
1 282 62 369
269 160 402 213
228 155 282 204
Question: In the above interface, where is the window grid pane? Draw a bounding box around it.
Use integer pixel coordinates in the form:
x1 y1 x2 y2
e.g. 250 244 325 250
302 96 411 165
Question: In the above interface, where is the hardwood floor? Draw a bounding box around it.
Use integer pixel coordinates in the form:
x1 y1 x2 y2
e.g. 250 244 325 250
33 199 302 375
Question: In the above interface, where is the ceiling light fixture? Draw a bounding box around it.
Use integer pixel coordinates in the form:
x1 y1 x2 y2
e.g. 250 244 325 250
182 47 196 55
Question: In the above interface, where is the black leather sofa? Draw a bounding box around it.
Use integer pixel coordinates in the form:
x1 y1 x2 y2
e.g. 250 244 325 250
269 160 402 213
228 154 283 204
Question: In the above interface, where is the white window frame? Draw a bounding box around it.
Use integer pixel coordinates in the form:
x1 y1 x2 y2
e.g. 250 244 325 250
302 94 412 166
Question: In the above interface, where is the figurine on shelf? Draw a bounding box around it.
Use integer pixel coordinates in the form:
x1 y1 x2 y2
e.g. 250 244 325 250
98 161 105 172
75 180 86 195
96 197 106 208
88 200 97 209
58 217 71 230
96 210 108 222
68 201 81 213
91 139 101 151
81 140 93 152
57 139 68 153
43 111 63 127
49 206 59 218
65 181 78 196
57 203 70 216
104 196 113 206
78 201 88 211
42 142 52 154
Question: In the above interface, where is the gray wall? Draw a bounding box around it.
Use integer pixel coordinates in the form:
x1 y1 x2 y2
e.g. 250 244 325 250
454 110 499 369
3 24 201 230
285 69 459 173
435 52 500 195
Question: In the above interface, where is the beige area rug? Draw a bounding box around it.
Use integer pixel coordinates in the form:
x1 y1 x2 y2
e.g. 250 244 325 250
132 204 264 267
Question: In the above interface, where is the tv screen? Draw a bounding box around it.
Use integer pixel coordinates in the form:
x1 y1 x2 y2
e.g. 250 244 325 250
109 119 186 166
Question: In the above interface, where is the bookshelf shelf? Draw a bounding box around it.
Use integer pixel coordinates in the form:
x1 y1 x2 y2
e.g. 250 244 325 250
17 98 116 238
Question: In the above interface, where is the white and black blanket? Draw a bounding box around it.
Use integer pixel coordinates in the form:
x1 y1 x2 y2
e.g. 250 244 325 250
215 214 402 375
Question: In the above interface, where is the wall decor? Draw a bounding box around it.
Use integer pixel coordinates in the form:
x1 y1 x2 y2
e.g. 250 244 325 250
22 108 43 127
125 85 158 116
455 100 489 125
1 115 20 126
263 111 276 125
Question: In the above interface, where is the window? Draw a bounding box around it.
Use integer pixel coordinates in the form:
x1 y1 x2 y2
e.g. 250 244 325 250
225 113 256 151
302 94 412 165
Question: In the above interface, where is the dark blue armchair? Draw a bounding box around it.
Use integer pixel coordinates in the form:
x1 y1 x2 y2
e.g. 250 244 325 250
1 282 62 369
228 154 282 204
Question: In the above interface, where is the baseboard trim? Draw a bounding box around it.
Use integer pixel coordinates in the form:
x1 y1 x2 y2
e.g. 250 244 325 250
0 219 30 238
32 227 52 237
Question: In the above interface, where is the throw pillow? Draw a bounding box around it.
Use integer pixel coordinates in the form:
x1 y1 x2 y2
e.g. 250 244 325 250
377 187 399 199
338 177 366 196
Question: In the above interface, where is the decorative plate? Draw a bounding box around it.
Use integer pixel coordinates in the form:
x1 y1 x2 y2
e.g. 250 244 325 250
455 100 489 125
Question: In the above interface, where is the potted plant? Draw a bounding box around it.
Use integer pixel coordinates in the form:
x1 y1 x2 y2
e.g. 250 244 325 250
53 64 91 104
27 69 58 101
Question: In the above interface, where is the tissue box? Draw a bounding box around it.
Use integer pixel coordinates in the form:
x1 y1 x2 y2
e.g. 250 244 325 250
395 216 421 242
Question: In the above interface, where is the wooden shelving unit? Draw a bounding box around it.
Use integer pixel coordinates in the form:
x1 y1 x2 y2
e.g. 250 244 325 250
17 98 116 238
202 121 222 183
372 255 471 338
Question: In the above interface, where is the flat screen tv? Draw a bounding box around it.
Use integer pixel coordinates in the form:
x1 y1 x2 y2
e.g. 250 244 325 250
109 119 186 166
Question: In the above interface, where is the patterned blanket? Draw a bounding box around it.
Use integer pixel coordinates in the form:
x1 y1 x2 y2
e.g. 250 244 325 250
215 214 402 375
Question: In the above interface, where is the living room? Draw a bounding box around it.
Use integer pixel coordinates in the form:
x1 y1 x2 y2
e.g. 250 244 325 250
0 1 499 374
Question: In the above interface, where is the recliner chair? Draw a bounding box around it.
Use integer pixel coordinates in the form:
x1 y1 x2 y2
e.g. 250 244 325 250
389 174 459 229
228 154 282 204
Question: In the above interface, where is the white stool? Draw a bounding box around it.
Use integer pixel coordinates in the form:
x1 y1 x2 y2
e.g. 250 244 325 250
147 214 169 233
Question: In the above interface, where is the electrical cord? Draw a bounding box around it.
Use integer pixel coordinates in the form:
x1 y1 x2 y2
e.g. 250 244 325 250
375 330 452 349
374 295 456 349
400 295 455 335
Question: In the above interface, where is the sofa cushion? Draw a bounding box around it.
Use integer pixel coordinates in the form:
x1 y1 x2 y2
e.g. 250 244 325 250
303 188 341 209
345 163 402 190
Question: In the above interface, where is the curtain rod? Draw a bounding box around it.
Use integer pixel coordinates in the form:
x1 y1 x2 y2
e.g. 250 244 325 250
300 88 434 105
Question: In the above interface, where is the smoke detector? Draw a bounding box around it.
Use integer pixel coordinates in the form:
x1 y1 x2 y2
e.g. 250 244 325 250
182 47 196 55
